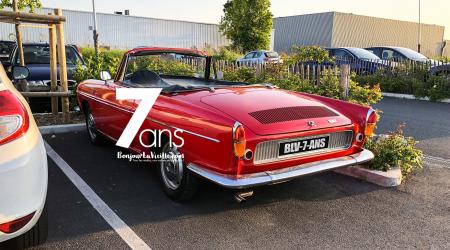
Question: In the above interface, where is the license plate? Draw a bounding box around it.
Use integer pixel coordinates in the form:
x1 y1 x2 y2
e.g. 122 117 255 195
278 136 330 157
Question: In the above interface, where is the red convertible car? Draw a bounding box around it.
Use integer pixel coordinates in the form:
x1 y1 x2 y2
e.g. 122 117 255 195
77 47 376 201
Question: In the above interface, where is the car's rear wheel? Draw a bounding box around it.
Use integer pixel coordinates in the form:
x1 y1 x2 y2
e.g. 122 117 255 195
159 142 198 201
1 206 48 250
84 105 104 145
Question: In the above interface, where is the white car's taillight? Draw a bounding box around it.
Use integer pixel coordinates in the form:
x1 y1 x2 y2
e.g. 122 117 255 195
0 90 29 146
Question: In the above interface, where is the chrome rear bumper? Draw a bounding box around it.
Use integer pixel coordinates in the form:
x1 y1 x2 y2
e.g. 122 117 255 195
187 149 374 189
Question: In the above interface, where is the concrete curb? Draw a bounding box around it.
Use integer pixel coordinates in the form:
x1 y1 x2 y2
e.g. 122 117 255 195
334 166 402 187
39 123 85 135
382 92 450 104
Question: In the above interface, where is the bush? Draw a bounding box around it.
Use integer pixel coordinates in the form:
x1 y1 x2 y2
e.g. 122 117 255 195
285 45 333 64
354 65 450 101
364 124 423 177
72 48 124 84
413 75 450 101
210 47 243 61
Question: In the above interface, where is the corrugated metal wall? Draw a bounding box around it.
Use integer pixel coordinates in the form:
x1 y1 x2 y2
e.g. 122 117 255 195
273 12 334 52
274 12 445 57
332 13 445 57
0 8 230 50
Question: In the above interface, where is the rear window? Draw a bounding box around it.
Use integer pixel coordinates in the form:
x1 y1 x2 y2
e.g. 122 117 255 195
265 52 279 58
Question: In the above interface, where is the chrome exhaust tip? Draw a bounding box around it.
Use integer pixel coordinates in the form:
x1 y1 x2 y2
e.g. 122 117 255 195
234 190 254 203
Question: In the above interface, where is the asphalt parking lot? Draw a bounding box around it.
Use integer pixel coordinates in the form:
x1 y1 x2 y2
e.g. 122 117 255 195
33 97 450 250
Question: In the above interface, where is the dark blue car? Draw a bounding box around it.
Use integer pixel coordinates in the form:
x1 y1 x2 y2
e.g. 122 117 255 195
5 43 85 112
324 47 390 74
7 43 85 92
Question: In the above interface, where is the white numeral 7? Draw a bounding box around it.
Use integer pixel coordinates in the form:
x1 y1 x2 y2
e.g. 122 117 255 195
115 88 162 148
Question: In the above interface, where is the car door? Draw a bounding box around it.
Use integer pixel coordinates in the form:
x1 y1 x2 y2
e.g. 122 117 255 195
92 80 136 141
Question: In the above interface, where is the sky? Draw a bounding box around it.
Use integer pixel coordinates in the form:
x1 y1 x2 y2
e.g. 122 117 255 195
41 0 450 39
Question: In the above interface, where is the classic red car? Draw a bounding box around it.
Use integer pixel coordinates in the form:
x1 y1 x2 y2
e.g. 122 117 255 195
77 47 376 201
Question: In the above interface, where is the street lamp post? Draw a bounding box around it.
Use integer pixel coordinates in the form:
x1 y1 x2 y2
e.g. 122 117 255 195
92 0 99 56
418 0 421 53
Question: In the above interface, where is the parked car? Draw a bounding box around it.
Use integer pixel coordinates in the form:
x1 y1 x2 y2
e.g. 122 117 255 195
365 46 450 76
5 43 86 112
324 47 390 74
7 43 85 92
237 50 282 64
0 65 48 248
77 47 376 201
0 40 15 65
365 46 429 63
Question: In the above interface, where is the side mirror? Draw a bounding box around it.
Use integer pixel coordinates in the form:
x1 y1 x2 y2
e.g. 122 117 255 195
12 66 30 80
100 71 112 81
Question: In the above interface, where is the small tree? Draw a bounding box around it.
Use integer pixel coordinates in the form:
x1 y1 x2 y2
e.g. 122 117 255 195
0 0 42 12
219 0 273 53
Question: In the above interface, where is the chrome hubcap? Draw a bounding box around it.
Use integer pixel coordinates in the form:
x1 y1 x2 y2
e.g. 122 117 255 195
87 113 97 139
160 144 183 190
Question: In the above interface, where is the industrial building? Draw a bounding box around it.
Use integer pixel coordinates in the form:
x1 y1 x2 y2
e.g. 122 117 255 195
273 12 447 57
0 8 230 50
0 8 448 57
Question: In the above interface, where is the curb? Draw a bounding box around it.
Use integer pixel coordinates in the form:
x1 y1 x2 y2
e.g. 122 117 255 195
382 92 450 104
334 166 402 187
39 123 85 135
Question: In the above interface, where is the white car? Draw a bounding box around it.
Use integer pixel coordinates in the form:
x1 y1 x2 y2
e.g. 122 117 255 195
0 65 48 249
236 50 282 65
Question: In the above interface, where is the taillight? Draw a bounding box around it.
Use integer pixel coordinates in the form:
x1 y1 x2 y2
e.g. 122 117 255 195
233 122 246 158
0 90 29 146
365 109 377 137
0 212 35 234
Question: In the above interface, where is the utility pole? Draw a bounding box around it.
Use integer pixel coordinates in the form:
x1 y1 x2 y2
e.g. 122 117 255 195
92 0 99 56
418 0 421 53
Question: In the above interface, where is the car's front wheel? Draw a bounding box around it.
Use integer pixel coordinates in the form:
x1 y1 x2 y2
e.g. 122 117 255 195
159 142 198 201
1 206 48 250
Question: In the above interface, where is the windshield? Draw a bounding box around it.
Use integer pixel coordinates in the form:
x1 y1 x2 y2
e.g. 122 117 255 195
122 53 246 92
346 48 381 60
17 45 82 65
394 47 428 60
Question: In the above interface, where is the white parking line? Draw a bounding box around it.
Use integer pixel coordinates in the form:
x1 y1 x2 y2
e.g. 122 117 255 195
44 142 152 250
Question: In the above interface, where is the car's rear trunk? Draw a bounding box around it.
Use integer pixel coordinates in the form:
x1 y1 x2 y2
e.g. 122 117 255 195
201 88 352 135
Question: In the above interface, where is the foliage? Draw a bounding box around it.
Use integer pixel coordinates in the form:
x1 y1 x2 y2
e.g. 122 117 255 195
0 0 41 12
413 75 450 101
72 47 124 84
364 124 423 177
213 47 243 61
285 46 334 64
355 68 450 101
219 0 273 52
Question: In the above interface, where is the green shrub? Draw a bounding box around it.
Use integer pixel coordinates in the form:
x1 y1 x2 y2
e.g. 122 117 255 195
285 45 334 65
364 124 423 177
73 48 124 84
211 47 243 61
413 75 450 101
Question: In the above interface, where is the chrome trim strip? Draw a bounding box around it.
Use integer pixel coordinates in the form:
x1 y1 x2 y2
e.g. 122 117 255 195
78 91 221 143
187 149 374 189
145 118 220 143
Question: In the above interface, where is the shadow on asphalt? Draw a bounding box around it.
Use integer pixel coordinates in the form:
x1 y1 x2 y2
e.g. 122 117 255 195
43 131 383 228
